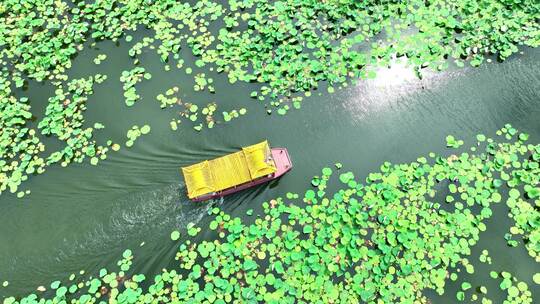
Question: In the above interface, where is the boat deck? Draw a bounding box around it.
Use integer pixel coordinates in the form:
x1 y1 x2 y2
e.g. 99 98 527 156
209 151 252 191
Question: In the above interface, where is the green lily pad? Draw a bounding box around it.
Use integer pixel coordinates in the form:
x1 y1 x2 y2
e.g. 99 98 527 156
140 125 151 135
171 230 180 241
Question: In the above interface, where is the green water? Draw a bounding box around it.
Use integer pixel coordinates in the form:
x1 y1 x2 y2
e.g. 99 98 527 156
1 35 539 301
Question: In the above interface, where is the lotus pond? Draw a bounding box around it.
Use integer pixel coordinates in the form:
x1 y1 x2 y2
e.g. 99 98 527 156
1 0 540 303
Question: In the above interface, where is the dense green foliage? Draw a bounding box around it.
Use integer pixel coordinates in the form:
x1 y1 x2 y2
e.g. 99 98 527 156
2 126 539 303
1 0 539 196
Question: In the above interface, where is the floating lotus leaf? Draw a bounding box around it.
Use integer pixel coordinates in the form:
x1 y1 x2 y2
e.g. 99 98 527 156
456 291 465 301
305 190 315 200
322 167 332 176
171 231 180 241
50 281 61 290
56 286 67 297
140 125 151 135
311 176 320 186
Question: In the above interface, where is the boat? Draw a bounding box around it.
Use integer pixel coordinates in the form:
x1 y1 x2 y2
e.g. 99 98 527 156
181 140 292 202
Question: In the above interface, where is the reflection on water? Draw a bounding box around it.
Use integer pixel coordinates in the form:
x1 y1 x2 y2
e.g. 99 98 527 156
343 58 462 120
371 57 417 87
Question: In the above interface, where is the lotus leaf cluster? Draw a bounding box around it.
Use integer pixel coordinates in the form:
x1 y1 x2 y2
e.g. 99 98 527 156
1 73 109 196
489 271 533 303
0 75 45 198
93 54 107 65
222 108 247 123
193 73 214 93
120 67 151 107
160 89 246 131
479 249 492 264
125 125 151 148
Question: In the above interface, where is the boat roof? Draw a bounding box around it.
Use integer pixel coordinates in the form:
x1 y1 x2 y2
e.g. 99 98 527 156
181 140 277 199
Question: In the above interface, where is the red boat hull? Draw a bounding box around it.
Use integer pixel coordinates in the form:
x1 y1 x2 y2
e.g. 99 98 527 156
190 148 292 202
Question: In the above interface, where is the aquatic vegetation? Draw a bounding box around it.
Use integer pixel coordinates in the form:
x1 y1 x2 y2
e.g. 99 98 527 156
169 119 180 131
1 73 110 196
156 84 245 131
178 0 539 109
192 102 220 131
446 135 464 148
156 86 181 109
93 54 107 65
170 231 180 241
479 249 492 264
156 87 218 131
507 189 540 259
222 108 247 122
3 126 538 303
457 247 534 303
490 270 533 304
39 75 109 166
1 0 537 94
108 140 121 152
120 67 151 107
193 73 215 93
0 77 46 196
125 125 151 148
179 102 202 131
182 103 246 131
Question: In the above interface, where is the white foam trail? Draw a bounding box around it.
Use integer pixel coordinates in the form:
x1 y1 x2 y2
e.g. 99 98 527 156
55 183 210 259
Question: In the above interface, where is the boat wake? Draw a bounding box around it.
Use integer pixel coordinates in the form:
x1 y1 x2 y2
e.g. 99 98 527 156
11 182 216 276
3 182 219 291
65 183 211 255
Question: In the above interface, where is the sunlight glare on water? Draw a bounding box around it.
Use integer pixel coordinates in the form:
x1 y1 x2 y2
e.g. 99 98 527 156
371 58 417 87
342 59 431 119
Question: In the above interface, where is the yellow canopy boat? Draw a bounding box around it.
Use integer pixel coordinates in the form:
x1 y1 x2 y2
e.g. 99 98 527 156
181 140 292 201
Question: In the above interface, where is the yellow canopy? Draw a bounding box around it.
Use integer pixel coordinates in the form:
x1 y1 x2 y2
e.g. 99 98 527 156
181 141 277 199
242 141 277 179
181 161 216 199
